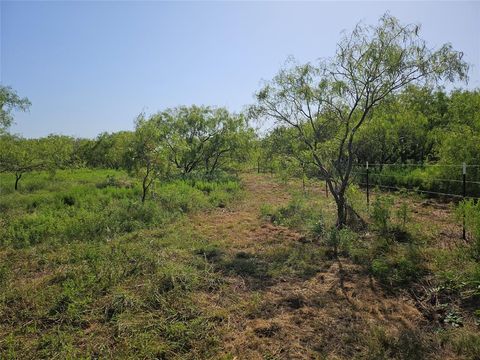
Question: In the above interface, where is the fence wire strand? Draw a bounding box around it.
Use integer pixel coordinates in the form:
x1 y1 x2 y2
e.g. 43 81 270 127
352 171 480 185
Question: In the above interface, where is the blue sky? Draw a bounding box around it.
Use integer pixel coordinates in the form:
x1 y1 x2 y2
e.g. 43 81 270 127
1 1 479 138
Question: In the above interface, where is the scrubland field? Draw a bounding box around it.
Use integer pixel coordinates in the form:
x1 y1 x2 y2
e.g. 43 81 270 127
1 169 479 359
2 11 480 360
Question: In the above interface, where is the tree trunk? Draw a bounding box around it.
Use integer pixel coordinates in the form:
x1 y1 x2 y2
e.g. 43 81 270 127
14 173 22 191
335 192 347 229
141 177 147 203
325 178 347 229
141 163 151 203
209 153 222 175
332 186 366 230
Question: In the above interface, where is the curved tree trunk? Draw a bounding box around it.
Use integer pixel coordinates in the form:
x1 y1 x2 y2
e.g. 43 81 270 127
14 173 22 191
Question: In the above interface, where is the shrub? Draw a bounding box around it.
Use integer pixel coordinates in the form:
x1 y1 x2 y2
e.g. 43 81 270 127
95 175 132 189
370 245 424 287
396 202 410 229
157 181 210 213
269 196 323 234
371 195 394 234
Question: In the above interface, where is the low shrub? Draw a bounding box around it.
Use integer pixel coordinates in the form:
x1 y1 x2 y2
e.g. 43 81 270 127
370 244 425 287
371 195 394 234
269 196 324 235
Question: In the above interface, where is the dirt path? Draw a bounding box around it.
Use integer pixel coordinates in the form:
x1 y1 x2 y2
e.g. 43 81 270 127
191 173 299 252
190 173 428 359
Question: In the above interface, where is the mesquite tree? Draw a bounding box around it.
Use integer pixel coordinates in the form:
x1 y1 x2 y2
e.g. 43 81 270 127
0 135 45 190
0 86 31 134
127 115 169 203
148 106 250 176
252 14 468 227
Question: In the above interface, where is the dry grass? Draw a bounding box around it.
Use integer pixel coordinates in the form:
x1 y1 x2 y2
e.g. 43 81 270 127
1 171 479 359
183 174 467 359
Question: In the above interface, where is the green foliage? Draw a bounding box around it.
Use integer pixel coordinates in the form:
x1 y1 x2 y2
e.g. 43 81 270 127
0 85 31 133
83 131 134 169
457 199 480 259
329 227 356 255
396 202 410 229
144 105 252 176
346 184 368 217
268 196 325 236
0 170 241 248
370 245 424 287
346 228 425 288
371 195 394 234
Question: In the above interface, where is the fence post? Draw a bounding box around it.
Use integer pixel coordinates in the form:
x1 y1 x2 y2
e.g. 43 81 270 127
366 161 370 207
463 162 466 240
325 179 328 197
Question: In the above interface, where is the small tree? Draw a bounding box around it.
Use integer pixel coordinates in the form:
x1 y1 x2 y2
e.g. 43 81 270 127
252 14 468 228
0 135 45 190
201 111 252 175
127 115 169 203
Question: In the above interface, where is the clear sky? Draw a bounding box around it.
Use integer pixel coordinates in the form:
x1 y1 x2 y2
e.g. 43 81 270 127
1 1 479 138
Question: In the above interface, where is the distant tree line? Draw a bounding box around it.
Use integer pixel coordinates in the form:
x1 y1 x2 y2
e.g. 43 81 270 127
0 100 253 200
1 14 475 226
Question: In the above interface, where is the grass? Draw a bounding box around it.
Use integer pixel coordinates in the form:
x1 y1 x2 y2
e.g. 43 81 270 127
1 170 480 359
0 169 240 248
0 169 241 359
259 174 480 358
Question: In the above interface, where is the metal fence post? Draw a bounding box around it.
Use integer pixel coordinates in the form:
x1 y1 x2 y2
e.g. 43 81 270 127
463 162 466 240
366 161 370 207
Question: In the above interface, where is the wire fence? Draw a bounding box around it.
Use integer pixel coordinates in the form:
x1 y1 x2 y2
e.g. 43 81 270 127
349 162 480 240
254 162 480 240
351 162 480 201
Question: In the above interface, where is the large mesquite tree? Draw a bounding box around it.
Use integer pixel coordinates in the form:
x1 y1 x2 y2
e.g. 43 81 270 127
252 14 468 228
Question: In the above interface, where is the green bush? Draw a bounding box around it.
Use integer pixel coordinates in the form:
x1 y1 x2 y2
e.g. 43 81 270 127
269 196 324 235
371 195 394 234
370 245 424 287
396 202 410 229
157 181 210 212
